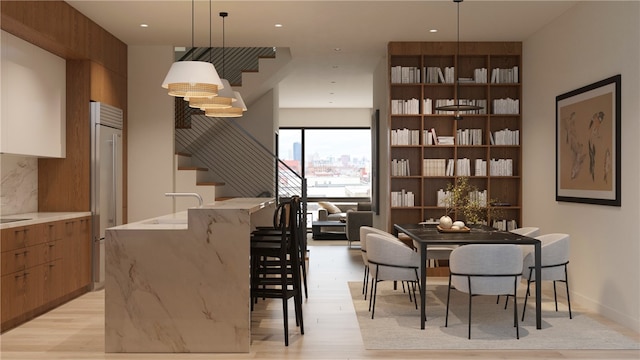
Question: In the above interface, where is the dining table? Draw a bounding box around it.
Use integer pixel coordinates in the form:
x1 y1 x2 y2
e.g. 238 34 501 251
393 223 543 330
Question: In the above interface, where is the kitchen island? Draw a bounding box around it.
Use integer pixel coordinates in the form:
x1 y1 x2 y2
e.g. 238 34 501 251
104 197 275 353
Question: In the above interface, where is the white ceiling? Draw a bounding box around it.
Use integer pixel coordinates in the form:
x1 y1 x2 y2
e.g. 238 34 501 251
65 0 578 108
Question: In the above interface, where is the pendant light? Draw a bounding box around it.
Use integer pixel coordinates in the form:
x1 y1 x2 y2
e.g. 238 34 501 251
188 4 235 109
161 0 224 98
433 0 483 120
205 11 248 118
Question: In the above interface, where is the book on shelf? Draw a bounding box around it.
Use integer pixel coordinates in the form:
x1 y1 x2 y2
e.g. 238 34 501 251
391 158 411 176
456 128 483 145
391 66 421 83
474 159 487 176
430 128 438 145
391 98 420 115
493 128 520 145
492 97 519 115
391 128 420 145
455 158 471 176
437 136 454 145
489 158 513 176
490 66 519 84
391 189 415 207
492 219 518 231
423 98 433 114
473 68 488 83
422 158 447 176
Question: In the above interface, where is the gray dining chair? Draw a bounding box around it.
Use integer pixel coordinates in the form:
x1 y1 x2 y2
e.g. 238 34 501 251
359 226 402 299
521 233 572 321
366 233 421 319
510 227 540 237
446 244 523 339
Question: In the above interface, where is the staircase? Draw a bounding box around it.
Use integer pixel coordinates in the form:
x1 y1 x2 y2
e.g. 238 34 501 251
172 152 224 211
172 46 305 206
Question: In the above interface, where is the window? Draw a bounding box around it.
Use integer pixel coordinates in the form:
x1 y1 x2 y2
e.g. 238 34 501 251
278 128 371 200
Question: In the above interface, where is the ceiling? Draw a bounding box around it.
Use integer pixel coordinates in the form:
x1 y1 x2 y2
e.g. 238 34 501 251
65 0 578 109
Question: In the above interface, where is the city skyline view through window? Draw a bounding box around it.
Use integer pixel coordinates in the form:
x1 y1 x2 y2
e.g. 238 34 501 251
279 128 371 199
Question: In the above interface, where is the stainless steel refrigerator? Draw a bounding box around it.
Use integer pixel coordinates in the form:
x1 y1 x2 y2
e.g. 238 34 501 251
90 102 123 290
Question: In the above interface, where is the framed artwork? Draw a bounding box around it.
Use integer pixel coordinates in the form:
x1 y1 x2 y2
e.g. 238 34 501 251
556 74 621 206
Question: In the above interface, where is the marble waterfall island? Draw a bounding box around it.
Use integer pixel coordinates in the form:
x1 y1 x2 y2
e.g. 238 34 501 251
105 198 275 353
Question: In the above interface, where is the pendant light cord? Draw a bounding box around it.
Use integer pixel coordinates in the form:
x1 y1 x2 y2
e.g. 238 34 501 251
221 12 227 79
191 0 194 60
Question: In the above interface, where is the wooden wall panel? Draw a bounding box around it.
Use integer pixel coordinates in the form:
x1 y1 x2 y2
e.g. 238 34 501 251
38 61 92 212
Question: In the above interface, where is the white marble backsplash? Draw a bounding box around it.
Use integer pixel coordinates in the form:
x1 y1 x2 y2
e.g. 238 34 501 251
0 154 38 215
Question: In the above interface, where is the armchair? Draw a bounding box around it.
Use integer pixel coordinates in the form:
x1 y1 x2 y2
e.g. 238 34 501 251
346 202 374 247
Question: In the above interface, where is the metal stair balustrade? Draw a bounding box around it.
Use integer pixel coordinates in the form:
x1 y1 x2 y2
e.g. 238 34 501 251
177 47 276 86
175 114 306 206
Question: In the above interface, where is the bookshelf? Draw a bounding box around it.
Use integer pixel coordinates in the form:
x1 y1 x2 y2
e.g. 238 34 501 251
388 42 522 231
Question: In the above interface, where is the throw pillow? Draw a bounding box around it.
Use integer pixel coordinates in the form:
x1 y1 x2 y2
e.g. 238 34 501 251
318 201 342 214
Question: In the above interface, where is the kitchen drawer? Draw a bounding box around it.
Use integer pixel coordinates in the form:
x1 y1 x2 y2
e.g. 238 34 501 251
0 240 62 276
1 224 46 252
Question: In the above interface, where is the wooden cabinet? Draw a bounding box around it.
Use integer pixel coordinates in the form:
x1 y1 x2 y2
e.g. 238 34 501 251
388 42 522 231
0 216 92 332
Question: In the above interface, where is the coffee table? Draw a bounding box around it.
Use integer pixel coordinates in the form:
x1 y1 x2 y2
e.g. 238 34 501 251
311 220 347 240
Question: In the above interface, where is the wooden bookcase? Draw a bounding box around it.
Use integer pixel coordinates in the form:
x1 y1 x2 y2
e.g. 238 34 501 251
388 42 522 231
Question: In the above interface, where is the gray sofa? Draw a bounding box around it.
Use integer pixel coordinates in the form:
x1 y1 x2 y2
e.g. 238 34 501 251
317 202 373 245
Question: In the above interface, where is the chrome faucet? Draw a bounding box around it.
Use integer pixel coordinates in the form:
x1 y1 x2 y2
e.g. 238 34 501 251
164 192 204 207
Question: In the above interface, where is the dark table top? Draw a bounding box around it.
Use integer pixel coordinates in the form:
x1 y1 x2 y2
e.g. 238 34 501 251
394 223 539 246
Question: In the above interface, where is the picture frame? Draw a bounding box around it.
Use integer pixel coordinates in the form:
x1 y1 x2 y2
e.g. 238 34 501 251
556 74 621 206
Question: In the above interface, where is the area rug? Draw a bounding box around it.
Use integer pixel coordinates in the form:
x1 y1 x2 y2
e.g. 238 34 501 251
349 281 640 350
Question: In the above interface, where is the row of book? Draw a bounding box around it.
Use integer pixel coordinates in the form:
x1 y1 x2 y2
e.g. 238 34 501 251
435 189 489 207
394 127 520 148
493 98 520 114
391 66 421 83
490 158 514 176
492 219 519 231
492 128 520 145
456 128 483 145
391 98 420 115
432 99 488 115
491 66 519 84
392 66 510 84
391 189 415 207
391 158 411 176
424 66 455 83
393 98 518 115
422 158 488 177
391 128 420 145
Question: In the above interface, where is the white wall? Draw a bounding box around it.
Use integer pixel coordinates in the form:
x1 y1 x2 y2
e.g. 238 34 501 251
127 46 175 222
279 108 371 127
372 55 389 230
523 1 639 332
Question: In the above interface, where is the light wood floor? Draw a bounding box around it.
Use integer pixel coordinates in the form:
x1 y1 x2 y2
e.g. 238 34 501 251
1 240 638 359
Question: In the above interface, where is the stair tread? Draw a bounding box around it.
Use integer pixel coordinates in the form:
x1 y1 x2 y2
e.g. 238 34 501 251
197 181 225 186
178 166 208 171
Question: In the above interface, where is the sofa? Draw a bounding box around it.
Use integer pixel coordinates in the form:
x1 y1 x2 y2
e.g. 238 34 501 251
317 202 373 245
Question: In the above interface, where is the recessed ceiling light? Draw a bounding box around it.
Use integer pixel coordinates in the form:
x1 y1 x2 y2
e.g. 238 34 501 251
429 29 438 33
333 48 341 52
330 81 336 84
332 65 339 69
140 23 149 28
275 23 283 28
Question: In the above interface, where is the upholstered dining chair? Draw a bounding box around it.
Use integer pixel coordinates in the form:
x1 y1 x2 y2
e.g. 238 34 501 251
498 226 540 306
359 226 407 299
521 233 572 321
446 244 524 339
510 227 540 237
366 233 421 319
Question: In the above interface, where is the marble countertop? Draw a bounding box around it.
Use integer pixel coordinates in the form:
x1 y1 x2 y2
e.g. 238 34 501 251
108 197 275 231
0 212 92 230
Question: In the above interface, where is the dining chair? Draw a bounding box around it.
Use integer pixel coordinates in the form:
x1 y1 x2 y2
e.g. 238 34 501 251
359 226 410 299
510 227 540 237
498 226 540 306
366 233 421 319
521 233 572 321
250 196 304 346
446 244 523 339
